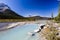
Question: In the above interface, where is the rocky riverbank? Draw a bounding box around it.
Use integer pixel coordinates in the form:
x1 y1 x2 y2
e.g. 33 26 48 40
38 21 60 40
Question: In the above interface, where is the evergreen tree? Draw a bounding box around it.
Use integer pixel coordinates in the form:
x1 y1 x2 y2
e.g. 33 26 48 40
54 12 60 22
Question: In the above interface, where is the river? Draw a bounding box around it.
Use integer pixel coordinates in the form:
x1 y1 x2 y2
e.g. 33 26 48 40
0 20 47 40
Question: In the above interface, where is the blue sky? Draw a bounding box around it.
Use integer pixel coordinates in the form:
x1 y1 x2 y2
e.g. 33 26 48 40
0 0 59 17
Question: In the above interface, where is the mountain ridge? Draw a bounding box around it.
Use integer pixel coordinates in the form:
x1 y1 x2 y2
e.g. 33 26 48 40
0 3 24 19
0 3 52 20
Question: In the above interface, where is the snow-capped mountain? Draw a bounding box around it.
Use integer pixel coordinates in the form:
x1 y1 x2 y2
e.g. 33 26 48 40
0 3 10 12
0 3 24 19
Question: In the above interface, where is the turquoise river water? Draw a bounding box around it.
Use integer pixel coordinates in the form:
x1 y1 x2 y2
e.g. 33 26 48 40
0 20 47 40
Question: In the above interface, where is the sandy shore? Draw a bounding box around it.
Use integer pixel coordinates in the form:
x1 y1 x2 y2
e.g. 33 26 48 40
0 22 26 31
0 20 55 31
0 21 41 31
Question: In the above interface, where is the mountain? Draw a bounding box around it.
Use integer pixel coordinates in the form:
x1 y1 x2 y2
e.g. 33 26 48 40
0 3 24 19
0 3 52 20
26 16 51 20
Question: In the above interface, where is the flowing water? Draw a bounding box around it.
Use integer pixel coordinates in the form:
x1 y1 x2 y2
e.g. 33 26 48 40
0 20 47 40
0 24 39 40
